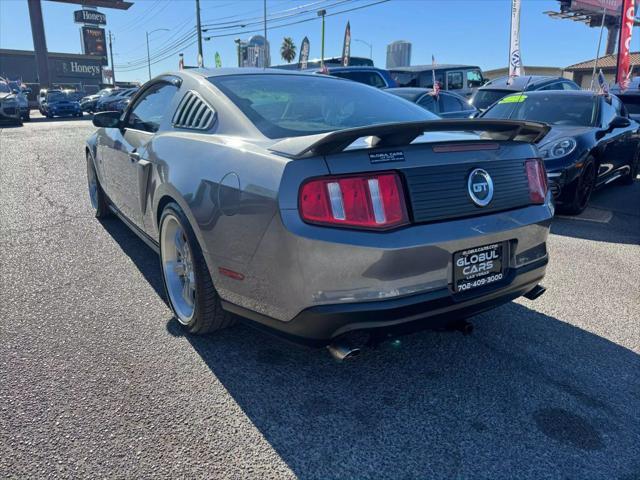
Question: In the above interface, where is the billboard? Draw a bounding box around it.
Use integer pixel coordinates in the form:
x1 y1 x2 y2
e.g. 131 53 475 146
81 26 107 57
74 9 107 25
571 0 623 14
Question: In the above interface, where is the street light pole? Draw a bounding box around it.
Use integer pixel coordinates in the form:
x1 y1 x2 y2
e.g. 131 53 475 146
146 28 169 80
195 0 203 66
318 9 326 69
354 38 372 60
108 30 116 86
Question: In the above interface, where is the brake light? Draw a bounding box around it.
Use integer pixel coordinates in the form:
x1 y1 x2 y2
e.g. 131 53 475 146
525 158 548 204
299 172 409 229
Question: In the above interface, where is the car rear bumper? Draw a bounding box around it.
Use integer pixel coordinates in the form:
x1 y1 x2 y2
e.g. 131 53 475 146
222 257 547 345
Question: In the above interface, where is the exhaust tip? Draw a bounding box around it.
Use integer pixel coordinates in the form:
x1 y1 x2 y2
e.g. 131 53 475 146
524 284 546 301
327 341 361 361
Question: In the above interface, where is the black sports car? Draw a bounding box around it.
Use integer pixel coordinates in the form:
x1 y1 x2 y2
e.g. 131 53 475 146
481 90 640 214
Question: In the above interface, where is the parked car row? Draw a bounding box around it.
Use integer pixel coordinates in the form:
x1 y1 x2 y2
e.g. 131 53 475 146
0 78 31 125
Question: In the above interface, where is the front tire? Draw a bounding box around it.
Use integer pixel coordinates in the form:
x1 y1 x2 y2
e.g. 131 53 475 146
159 203 234 335
558 157 596 215
86 155 109 218
621 149 639 185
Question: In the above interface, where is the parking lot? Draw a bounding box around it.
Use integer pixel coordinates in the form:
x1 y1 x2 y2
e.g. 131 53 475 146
1 114 639 478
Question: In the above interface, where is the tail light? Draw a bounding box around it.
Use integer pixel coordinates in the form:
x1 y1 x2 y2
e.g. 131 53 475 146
299 172 409 230
525 158 548 204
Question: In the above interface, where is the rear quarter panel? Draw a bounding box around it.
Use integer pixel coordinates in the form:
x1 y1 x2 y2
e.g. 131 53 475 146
146 132 289 271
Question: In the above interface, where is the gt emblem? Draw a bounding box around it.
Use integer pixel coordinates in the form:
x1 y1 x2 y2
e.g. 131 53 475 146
468 168 494 207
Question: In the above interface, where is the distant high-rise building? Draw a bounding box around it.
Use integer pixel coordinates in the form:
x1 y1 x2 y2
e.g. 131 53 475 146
238 35 271 68
386 40 411 69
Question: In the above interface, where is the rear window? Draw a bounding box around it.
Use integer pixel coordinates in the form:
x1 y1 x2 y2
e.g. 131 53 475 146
209 74 436 139
472 89 512 110
330 70 386 88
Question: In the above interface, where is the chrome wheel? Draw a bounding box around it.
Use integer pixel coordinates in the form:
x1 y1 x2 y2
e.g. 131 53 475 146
86 160 98 210
161 214 196 324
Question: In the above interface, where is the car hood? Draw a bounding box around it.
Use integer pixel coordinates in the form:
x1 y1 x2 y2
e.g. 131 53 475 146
49 100 80 106
0 92 15 101
538 125 596 147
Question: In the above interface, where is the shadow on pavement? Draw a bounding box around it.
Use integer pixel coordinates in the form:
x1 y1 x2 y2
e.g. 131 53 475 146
99 200 639 478
551 179 640 245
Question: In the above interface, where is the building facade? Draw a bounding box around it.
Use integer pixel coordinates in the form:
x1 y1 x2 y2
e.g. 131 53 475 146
238 35 271 68
386 41 411 69
0 48 104 96
564 52 640 88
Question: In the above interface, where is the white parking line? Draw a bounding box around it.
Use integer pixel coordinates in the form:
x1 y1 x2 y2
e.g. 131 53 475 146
556 207 613 223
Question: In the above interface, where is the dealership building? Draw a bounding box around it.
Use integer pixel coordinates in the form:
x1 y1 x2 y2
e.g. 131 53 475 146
0 48 105 96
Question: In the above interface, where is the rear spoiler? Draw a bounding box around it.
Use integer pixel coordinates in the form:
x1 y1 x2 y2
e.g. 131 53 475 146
268 119 550 159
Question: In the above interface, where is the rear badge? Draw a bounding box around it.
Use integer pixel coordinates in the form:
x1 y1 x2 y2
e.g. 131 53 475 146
369 151 405 164
468 168 494 207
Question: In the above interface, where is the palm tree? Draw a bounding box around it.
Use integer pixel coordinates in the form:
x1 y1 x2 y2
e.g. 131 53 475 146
280 37 297 63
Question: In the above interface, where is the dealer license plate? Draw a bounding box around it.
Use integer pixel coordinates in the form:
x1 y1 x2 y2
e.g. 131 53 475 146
453 242 506 293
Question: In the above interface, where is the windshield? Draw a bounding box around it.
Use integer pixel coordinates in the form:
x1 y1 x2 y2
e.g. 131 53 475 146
210 74 436 139
466 70 484 88
47 92 67 102
482 93 598 127
472 89 512 110
0 82 10 93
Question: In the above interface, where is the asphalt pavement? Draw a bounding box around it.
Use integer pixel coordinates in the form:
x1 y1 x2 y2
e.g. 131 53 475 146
1 113 639 479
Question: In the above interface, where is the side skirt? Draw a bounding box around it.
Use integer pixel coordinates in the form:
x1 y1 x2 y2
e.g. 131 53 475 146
107 204 160 254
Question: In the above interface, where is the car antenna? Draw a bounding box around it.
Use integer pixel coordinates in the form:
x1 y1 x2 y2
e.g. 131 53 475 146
507 75 533 121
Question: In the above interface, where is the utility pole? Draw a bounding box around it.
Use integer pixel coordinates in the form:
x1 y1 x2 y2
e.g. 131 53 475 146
263 0 268 67
195 0 203 67
318 9 326 69
108 30 116 86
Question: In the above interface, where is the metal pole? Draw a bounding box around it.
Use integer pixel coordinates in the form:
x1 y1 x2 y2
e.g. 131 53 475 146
108 30 116 86
27 0 51 88
318 9 326 68
196 0 203 67
146 31 151 80
590 8 607 91
263 0 268 67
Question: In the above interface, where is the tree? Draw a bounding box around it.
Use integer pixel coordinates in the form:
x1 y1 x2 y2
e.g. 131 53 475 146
280 37 297 63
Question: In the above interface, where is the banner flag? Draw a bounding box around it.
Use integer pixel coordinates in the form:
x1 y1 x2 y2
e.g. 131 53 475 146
341 21 351 67
616 0 636 87
507 0 524 85
299 36 310 70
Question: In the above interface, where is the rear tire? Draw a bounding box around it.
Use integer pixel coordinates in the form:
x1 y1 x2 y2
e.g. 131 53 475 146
621 149 639 185
159 203 235 335
558 157 596 215
86 155 109 218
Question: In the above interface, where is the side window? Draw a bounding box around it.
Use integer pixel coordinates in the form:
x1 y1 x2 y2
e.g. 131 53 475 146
611 96 627 117
126 82 179 133
538 82 560 91
562 82 580 90
600 97 617 126
439 93 463 112
466 70 483 88
447 71 463 90
417 94 437 112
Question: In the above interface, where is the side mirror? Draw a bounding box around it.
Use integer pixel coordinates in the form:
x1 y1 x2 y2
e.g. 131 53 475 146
93 111 121 128
609 115 631 130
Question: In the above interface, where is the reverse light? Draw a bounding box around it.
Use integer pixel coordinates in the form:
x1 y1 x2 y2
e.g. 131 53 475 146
299 172 409 230
525 158 548 204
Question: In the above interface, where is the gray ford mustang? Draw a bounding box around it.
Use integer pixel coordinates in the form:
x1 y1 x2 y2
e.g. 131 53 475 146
86 68 553 349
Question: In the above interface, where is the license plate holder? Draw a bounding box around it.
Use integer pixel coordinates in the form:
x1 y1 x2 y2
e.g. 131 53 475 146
453 242 507 293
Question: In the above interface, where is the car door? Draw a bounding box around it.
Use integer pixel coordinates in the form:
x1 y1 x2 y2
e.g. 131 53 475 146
596 95 634 183
104 81 179 228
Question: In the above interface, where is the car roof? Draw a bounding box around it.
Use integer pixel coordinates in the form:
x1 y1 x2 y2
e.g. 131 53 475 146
181 67 316 79
481 75 572 91
388 64 479 72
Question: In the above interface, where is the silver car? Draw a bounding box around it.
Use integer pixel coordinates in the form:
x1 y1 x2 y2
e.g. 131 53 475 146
86 69 553 350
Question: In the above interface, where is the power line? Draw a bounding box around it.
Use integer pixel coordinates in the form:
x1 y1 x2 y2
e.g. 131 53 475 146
205 0 389 40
